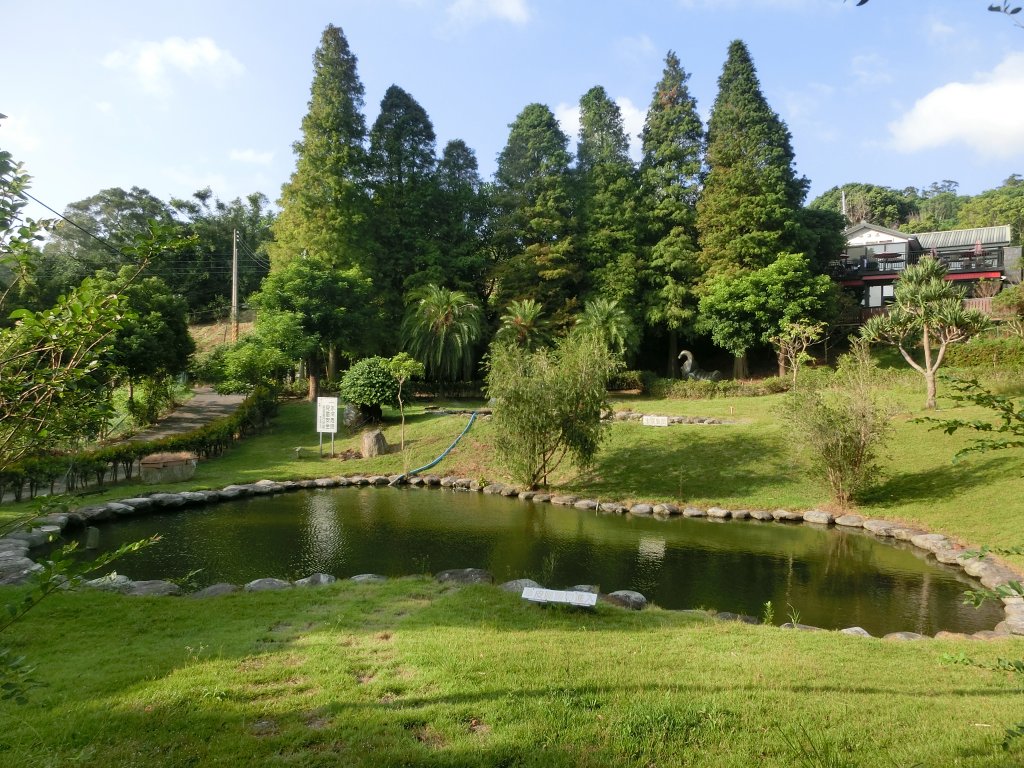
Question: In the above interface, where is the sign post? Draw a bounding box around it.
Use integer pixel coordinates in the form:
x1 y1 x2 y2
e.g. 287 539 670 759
316 397 339 457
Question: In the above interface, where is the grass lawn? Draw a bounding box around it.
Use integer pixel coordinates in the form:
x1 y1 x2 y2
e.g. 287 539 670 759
1 377 1023 765
0 580 1021 767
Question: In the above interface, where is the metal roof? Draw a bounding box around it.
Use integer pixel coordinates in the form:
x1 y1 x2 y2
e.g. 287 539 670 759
913 225 1011 249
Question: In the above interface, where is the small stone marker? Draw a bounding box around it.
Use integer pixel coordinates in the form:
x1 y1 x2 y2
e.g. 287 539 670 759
521 587 598 608
641 415 670 427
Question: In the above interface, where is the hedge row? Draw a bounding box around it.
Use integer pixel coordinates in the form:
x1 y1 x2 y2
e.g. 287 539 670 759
944 336 1024 370
0 387 278 504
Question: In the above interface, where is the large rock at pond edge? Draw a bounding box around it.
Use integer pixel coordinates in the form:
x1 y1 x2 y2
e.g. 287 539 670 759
295 572 337 587
435 568 493 585
803 510 834 525
707 507 731 519
910 533 952 553
629 503 654 516
862 519 896 536
772 509 803 522
603 590 647 610
361 429 388 458
840 626 873 637
85 574 133 592
244 578 293 592
500 578 541 593
883 631 925 641
835 514 864 528
350 573 387 583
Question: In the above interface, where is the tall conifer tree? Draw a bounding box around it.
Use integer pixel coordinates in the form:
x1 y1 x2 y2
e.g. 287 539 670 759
696 40 808 277
638 51 704 374
270 24 368 272
575 87 641 355
491 103 579 326
367 84 440 329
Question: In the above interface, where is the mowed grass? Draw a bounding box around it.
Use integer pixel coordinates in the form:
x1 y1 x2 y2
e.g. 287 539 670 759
0 579 1021 767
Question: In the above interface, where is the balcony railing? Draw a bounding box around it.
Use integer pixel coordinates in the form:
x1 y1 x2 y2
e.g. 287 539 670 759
828 249 1004 281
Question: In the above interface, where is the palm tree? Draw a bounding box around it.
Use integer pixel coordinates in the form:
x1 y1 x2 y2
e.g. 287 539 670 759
402 285 483 383
576 297 636 358
495 299 550 350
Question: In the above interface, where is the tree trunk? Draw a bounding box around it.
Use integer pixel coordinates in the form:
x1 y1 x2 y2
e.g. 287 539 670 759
667 329 679 378
307 358 319 401
925 370 937 410
327 344 338 382
733 352 749 380
777 350 786 378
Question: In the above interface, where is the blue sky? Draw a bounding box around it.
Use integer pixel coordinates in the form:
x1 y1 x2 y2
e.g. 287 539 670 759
5 0 1024 221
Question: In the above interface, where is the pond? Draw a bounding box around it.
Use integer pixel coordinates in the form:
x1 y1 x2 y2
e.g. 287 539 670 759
67 487 1002 636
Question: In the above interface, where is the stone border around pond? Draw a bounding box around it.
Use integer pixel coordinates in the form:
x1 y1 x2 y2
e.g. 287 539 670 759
2 474 1021 640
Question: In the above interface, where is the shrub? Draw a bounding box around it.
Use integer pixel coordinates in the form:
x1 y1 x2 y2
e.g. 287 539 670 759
339 357 399 421
608 369 645 392
944 335 1024 370
777 341 893 506
647 376 791 399
488 331 619 489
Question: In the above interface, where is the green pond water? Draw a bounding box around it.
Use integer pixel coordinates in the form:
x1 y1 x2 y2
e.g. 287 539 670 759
69 487 1003 636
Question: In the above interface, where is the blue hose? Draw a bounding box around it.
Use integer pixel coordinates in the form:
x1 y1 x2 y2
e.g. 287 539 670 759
389 411 477 486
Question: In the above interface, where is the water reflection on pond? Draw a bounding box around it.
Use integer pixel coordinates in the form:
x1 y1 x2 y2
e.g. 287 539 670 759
70 487 1002 636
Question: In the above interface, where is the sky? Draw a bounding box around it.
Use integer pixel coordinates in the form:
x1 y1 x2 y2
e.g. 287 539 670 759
5 0 1024 222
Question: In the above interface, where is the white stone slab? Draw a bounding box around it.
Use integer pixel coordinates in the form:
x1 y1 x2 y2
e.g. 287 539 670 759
521 587 598 607
642 415 669 427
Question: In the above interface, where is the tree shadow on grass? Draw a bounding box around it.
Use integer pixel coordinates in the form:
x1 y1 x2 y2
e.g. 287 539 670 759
860 454 1010 507
566 424 804 503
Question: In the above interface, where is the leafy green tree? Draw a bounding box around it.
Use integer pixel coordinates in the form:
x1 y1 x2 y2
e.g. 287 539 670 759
491 103 580 325
270 24 369 272
387 352 425 460
92 266 194 404
435 140 490 298
862 257 991 409
168 188 274 316
251 255 373 400
366 84 441 322
575 86 642 341
487 331 619 489
576 297 636 360
956 175 1024 243
696 40 808 277
638 51 705 375
495 298 550 350
216 310 311 393
29 187 174 309
809 182 917 229
402 284 482 384
697 253 837 377
339 356 399 421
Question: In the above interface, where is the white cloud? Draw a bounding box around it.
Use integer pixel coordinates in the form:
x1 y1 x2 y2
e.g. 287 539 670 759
445 0 530 28
94 101 114 114
229 148 273 166
615 34 657 63
555 97 645 159
927 17 955 42
554 102 581 142
851 53 893 87
0 113 41 153
103 37 244 95
888 53 1024 158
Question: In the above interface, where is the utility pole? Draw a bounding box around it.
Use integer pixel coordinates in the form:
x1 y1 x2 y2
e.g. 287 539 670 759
231 228 239 343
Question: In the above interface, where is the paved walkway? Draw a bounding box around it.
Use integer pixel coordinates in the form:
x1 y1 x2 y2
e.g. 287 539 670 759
128 387 246 442
1 388 245 504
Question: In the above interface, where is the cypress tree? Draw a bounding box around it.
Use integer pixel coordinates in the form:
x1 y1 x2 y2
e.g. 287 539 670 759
575 86 642 356
696 40 808 277
638 51 705 375
270 24 369 271
366 84 440 328
491 103 579 327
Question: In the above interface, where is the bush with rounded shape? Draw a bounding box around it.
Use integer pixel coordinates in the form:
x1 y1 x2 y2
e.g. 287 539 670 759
339 357 399 420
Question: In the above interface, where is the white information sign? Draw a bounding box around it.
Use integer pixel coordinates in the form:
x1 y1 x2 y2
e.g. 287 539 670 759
316 397 339 434
642 415 669 427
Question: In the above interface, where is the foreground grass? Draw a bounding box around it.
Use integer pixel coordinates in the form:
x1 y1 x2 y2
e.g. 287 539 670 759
1 579 1021 767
